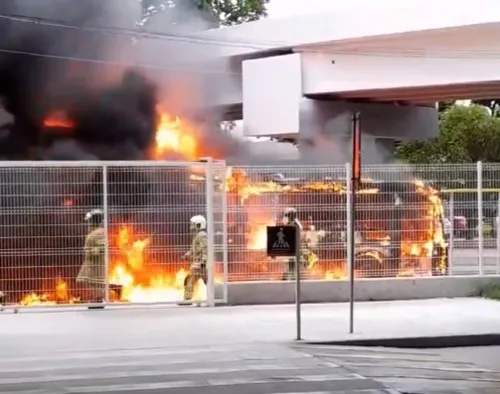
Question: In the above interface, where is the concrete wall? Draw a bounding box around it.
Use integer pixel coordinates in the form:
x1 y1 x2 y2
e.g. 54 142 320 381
240 54 438 151
218 276 500 306
301 52 500 94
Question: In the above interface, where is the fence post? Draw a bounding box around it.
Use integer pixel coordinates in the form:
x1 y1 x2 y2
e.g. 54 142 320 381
345 162 353 282
497 192 500 275
448 192 454 275
102 164 110 304
205 158 216 307
221 161 229 303
477 161 484 275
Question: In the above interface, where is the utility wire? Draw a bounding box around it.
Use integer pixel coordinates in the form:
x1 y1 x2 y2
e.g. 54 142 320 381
2 13 498 59
0 47 245 75
0 13 288 50
0 11 498 75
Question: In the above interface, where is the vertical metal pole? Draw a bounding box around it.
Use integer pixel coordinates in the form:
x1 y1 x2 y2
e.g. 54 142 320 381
221 161 229 303
477 161 484 275
448 193 454 275
205 158 216 307
346 162 352 283
496 192 500 275
349 112 360 335
348 172 356 334
102 164 110 304
294 221 302 341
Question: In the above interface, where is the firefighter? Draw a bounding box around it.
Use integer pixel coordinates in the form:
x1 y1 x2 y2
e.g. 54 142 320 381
180 215 208 305
281 207 314 280
303 218 322 270
77 209 107 309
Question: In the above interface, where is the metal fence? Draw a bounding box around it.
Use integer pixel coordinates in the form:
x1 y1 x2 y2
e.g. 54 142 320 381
227 162 500 281
1 160 499 310
0 160 227 310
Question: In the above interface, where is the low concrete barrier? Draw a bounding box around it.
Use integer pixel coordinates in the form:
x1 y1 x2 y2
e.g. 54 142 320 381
223 276 500 305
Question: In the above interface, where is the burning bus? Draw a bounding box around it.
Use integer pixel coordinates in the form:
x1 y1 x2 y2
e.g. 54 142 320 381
224 169 449 280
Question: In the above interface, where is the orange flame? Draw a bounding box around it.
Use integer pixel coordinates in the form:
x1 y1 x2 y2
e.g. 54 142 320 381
226 170 447 278
108 225 207 303
247 220 274 250
154 109 198 159
19 225 209 306
43 110 74 128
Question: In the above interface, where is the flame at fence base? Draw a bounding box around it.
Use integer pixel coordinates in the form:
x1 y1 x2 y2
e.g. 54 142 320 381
110 267 207 303
18 269 207 306
20 280 81 306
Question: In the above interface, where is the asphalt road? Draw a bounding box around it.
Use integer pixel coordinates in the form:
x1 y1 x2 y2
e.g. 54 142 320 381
0 343 394 394
3 341 500 394
2 300 500 393
297 344 500 394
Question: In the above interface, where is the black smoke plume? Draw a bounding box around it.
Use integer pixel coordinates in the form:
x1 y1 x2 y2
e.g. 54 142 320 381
0 1 161 160
0 0 237 301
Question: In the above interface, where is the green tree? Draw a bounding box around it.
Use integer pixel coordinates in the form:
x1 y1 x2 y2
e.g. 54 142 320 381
395 104 500 164
140 0 269 27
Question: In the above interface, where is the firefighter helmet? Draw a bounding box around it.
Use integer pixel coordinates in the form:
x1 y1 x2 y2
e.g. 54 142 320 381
190 215 207 231
283 207 297 223
84 209 104 226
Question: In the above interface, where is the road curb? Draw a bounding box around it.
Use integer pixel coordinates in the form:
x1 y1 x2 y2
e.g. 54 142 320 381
303 333 500 348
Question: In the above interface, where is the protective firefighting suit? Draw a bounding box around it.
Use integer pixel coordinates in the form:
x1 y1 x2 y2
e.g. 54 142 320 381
77 209 107 303
183 215 208 302
283 230 315 280
281 208 317 281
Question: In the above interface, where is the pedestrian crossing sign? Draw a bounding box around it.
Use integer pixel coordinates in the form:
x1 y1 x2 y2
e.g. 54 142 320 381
266 226 296 257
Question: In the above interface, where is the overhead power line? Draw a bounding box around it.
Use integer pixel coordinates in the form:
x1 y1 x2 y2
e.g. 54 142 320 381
0 47 244 75
0 12 498 73
0 13 287 50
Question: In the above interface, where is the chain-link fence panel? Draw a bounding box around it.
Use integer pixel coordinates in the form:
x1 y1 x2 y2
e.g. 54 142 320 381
226 165 348 281
104 161 215 305
0 162 104 308
480 163 500 274
364 163 479 276
209 159 228 304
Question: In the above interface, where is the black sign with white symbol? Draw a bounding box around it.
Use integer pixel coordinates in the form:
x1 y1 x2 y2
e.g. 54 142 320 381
267 226 296 257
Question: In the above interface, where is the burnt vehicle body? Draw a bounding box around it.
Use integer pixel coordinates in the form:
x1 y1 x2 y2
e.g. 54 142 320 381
223 174 448 279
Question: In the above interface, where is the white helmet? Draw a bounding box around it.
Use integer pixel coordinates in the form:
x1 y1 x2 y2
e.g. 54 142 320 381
85 209 103 226
189 215 207 230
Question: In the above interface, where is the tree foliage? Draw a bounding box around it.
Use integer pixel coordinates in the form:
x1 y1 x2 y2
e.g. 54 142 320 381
140 0 269 27
395 104 500 164
472 99 500 116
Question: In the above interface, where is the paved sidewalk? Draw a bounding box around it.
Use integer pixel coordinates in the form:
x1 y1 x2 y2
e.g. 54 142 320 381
1 298 500 354
1 298 500 393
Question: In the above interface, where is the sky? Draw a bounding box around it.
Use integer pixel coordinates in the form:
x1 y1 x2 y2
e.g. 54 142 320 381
266 0 333 19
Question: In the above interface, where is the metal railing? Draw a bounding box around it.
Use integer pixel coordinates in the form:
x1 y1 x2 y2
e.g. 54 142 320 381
0 159 228 310
0 160 498 310
227 162 499 281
